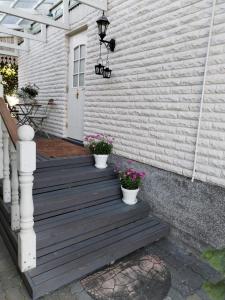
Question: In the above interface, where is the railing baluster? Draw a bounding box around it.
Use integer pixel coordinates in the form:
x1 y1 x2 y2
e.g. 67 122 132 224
17 125 36 272
10 141 20 231
2 121 11 203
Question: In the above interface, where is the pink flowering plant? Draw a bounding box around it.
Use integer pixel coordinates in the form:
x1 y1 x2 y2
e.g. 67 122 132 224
84 133 113 155
116 164 146 190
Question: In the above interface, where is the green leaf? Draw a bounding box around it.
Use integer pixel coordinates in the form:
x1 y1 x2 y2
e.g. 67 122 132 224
203 281 225 300
202 249 225 275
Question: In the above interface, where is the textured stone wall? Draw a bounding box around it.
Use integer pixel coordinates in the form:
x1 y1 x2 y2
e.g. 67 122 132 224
18 26 68 137
84 0 225 188
18 0 225 250
19 0 225 187
110 154 225 251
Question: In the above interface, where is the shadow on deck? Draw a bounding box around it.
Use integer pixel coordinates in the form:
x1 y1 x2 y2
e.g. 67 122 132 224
0 153 169 299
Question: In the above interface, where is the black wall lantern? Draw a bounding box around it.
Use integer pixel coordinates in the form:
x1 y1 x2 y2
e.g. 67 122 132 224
95 12 115 78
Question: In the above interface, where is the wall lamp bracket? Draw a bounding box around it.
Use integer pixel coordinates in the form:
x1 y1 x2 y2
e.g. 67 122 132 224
100 38 116 52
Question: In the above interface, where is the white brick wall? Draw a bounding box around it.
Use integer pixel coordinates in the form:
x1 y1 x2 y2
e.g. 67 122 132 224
19 0 225 188
19 26 68 137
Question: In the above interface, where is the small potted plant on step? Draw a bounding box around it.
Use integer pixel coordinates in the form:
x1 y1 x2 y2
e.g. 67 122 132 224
117 166 145 205
84 133 113 169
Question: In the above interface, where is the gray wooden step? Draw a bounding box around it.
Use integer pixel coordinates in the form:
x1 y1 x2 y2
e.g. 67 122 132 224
27 216 169 299
33 165 116 194
36 155 94 172
0 156 170 300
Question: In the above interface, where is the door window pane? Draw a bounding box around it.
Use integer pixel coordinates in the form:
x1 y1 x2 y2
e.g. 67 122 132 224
73 75 78 87
80 59 85 73
73 44 86 87
80 45 86 58
74 61 79 74
74 47 79 60
79 74 84 86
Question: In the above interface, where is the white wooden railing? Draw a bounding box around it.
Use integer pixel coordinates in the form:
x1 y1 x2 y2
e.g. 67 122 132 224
0 97 36 272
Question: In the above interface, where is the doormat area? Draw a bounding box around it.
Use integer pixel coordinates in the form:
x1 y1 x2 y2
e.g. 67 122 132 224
36 138 89 158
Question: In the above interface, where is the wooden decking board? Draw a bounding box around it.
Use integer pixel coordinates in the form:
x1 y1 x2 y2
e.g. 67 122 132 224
34 196 120 222
36 217 153 266
35 200 123 232
34 166 115 190
33 178 119 201
33 221 167 284
30 222 169 299
33 175 118 195
34 179 121 215
30 218 159 277
36 155 93 170
36 201 150 249
36 212 151 258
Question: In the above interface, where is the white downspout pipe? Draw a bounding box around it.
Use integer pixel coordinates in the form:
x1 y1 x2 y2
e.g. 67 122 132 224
191 0 217 182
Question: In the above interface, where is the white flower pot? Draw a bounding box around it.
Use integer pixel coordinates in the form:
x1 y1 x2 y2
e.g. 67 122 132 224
121 186 139 205
94 154 109 169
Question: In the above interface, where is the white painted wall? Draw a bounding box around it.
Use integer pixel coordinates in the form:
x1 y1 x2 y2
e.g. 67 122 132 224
19 0 225 188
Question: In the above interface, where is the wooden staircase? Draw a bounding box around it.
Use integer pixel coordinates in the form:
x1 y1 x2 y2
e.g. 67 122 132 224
0 155 169 299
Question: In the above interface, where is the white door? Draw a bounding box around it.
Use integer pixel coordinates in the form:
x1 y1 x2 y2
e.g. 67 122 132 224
67 31 87 141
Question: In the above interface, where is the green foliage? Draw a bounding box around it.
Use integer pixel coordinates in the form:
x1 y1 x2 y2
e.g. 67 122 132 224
202 249 225 300
203 281 225 300
17 83 39 102
89 140 113 155
84 134 113 155
0 63 18 96
118 167 146 190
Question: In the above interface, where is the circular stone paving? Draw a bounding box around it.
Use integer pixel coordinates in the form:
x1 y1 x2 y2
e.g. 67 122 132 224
81 254 171 300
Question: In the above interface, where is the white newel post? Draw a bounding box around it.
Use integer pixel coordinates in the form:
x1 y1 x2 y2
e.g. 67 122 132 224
10 141 20 231
2 122 11 203
17 125 36 272
0 117 3 179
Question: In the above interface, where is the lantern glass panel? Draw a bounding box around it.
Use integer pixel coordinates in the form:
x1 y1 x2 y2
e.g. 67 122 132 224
103 67 112 78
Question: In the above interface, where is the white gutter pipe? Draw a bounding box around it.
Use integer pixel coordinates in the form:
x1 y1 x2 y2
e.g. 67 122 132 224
191 0 217 182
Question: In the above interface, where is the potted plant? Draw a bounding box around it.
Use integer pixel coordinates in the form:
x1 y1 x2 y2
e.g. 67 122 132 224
117 166 145 205
84 133 113 169
17 83 39 103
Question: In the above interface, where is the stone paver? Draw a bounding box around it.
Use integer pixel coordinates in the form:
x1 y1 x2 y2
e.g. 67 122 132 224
0 235 218 300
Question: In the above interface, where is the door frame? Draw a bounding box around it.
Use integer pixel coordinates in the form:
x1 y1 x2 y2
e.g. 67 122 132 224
66 26 88 141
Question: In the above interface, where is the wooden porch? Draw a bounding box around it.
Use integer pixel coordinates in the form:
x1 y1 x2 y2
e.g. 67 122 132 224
0 99 169 299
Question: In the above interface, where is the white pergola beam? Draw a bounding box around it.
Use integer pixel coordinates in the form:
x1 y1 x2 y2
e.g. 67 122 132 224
16 0 47 26
0 41 28 52
77 0 107 11
0 50 18 57
33 0 47 10
0 25 44 42
0 0 20 24
63 0 70 26
0 6 70 30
